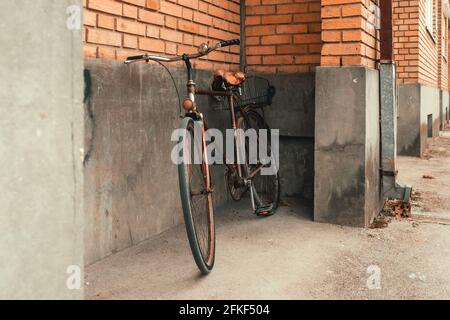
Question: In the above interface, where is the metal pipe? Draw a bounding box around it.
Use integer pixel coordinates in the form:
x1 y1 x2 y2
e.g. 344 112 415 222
379 1 412 202
240 0 246 72
380 62 412 202
380 0 393 62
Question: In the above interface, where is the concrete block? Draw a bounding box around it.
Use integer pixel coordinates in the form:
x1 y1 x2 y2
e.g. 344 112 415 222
420 85 440 154
397 84 421 156
314 67 382 227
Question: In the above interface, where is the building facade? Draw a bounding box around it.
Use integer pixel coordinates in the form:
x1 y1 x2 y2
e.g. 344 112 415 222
81 0 449 264
393 0 449 156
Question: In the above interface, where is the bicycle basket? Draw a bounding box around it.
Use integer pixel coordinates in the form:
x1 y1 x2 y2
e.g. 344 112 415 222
239 76 276 107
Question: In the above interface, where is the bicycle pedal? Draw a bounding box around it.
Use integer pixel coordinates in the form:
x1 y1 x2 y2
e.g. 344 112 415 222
255 206 274 217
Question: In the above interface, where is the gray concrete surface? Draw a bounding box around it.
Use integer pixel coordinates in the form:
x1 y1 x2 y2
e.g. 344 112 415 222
261 72 315 138
397 84 441 157
398 127 450 215
278 137 314 200
260 72 315 200
83 59 229 265
314 67 382 227
440 90 448 130
84 60 315 264
397 84 421 156
420 85 440 155
445 91 450 124
0 0 84 299
364 68 382 223
86 197 450 300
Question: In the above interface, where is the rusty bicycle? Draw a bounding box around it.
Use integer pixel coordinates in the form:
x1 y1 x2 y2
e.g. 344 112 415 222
125 39 280 274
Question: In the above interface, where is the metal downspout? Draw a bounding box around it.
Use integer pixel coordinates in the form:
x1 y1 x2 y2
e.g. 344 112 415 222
380 63 412 202
240 0 246 72
379 0 412 202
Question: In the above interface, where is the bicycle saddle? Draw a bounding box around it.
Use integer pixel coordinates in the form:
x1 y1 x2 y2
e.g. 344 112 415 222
214 69 246 86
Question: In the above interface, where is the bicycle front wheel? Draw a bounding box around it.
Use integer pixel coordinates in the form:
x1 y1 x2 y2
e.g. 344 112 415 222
178 117 215 274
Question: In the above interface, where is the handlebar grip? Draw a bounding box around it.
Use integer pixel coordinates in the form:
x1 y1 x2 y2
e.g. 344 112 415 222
219 39 240 48
126 55 147 61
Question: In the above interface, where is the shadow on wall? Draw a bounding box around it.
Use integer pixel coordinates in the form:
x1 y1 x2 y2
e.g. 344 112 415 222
82 59 316 264
258 72 316 201
83 69 94 165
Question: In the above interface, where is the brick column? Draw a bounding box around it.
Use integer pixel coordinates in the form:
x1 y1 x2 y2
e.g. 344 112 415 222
321 0 380 68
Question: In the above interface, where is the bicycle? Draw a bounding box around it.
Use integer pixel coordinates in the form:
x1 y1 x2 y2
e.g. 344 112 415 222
125 39 280 275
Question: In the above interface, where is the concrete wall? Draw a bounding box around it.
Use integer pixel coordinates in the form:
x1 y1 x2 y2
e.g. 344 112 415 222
84 59 232 264
364 69 382 226
397 84 441 157
397 84 421 156
84 59 316 264
420 85 440 155
445 90 450 124
277 138 314 200
261 73 315 200
440 90 449 130
315 67 382 227
0 0 84 299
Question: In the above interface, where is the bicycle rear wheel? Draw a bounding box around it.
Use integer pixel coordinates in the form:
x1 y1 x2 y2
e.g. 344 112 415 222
237 109 280 216
178 117 215 274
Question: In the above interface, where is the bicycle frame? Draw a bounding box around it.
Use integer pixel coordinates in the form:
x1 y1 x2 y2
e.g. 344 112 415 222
190 74 265 185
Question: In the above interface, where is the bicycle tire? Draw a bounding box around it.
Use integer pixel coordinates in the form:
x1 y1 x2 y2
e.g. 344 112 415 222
178 117 215 275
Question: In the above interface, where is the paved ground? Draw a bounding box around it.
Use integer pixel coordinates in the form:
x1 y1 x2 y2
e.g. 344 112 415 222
86 126 450 300
398 126 450 221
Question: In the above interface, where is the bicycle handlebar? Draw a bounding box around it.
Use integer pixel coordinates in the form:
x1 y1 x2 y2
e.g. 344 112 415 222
124 39 240 65
218 39 240 48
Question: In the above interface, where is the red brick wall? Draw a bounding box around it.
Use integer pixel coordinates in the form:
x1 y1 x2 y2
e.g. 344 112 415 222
448 23 450 91
393 0 419 84
393 0 449 89
245 0 322 73
320 0 380 68
437 0 448 90
83 0 241 71
418 0 439 87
